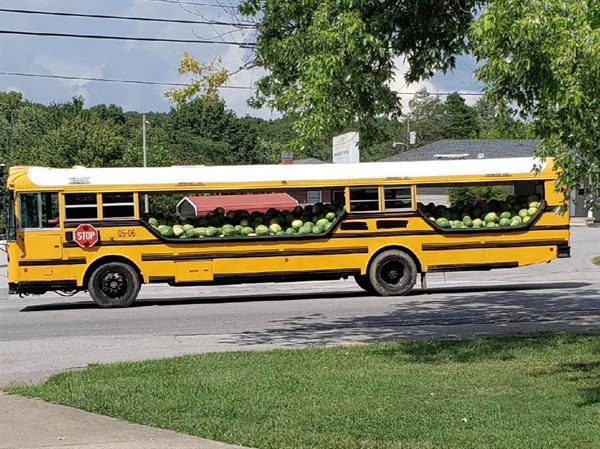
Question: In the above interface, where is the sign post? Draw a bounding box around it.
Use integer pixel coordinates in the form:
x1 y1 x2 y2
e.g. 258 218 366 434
332 132 360 163
73 224 99 248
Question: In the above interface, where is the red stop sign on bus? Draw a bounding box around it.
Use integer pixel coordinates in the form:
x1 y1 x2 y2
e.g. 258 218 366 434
73 224 99 248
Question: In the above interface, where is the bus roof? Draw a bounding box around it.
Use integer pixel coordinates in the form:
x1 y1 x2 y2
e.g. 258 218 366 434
9 157 551 190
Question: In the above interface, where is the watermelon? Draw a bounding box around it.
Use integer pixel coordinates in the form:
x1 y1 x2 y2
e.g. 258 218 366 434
269 223 282 233
172 225 184 237
223 227 236 236
312 225 324 234
206 227 220 237
304 221 315 229
255 225 269 235
285 227 297 235
241 226 254 236
316 218 329 228
184 228 196 238
499 217 512 227
291 219 303 230
462 216 473 227
325 212 336 221
528 207 537 216
436 217 450 228
519 209 529 218
500 211 511 219
484 212 499 224
472 218 483 228
148 217 159 227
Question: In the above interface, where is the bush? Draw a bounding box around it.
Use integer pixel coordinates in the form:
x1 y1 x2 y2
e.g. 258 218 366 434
448 186 508 207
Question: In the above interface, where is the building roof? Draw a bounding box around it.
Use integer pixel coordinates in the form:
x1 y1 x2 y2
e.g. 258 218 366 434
180 193 298 215
14 156 552 190
383 139 541 162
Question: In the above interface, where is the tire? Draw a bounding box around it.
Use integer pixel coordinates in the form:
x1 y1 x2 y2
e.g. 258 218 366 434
354 274 377 294
368 250 417 296
88 262 140 308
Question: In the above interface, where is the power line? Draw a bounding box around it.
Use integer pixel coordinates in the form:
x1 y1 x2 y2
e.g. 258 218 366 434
398 92 483 96
148 0 239 8
0 7 256 28
0 30 255 47
0 71 254 90
0 72 482 97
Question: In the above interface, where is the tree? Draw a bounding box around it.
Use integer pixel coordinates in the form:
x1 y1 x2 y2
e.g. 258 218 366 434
407 89 446 147
442 92 479 139
164 52 229 108
471 0 599 208
474 96 534 139
240 0 480 150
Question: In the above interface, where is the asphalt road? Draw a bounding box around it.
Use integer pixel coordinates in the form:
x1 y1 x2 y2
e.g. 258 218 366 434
1 227 598 385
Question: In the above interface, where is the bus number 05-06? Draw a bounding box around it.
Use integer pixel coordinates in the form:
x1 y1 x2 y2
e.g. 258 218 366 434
117 229 136 238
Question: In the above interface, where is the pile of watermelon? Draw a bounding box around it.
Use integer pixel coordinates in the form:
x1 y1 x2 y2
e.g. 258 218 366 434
145 202 344 239
420 194 542 229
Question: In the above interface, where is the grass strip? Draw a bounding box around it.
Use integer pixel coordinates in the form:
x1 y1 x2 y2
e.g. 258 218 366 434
12 332 600 449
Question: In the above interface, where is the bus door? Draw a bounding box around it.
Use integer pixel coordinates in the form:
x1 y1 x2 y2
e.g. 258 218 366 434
17 192 63 261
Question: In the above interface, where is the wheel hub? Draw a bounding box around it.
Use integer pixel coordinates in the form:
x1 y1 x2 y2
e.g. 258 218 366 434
381 261 404 286
101 272 126 298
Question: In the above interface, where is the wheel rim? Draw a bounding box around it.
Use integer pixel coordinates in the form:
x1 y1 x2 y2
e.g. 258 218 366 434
380 260 405 286
100 272 127 298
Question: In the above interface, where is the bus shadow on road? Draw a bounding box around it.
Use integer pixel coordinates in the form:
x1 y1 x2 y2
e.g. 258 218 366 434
19 281 592 312
219 282 599 347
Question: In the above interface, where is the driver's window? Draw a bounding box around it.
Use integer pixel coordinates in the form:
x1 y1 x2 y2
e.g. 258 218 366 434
18 192 59 229
19 193 40 228
41 192 59 227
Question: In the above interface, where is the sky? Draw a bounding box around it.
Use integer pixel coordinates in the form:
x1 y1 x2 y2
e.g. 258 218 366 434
0 0 484 118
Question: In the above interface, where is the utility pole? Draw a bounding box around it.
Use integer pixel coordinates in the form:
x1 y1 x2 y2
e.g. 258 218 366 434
142 114 149 214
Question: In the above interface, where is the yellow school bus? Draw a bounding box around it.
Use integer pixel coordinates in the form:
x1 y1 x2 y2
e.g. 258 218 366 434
3 157 570 307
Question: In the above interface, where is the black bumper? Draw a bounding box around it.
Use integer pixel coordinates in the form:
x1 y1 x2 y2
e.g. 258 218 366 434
8 281 78 295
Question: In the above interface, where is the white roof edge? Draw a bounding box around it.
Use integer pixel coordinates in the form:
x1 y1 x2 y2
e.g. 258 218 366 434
175 197 197 215
25 157 548 188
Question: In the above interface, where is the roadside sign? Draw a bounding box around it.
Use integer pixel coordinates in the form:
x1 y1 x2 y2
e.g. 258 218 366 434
332 132 360 163
73 224 99 248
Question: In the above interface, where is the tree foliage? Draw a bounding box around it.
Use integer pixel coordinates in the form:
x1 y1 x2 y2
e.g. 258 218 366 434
471 0 600 208
240 0 479 150
405 88 532 148
164 52 229 108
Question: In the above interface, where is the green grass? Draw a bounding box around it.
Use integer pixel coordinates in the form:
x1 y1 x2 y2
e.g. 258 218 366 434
592 256 600 266
12 333 600 449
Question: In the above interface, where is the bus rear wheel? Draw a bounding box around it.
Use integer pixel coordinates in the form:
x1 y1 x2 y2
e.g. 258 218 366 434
368 250 417 296
88 262 140 308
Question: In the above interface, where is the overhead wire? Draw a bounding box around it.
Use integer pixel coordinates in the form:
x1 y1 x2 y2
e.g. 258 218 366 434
147 0 240 9
0 7 256 28
0 30 255 47
0 71 483 96
0 71 254 90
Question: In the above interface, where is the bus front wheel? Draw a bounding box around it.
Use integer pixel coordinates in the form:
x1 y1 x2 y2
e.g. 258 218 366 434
354 274 377 294
88 262 140 308
368 250 417 296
